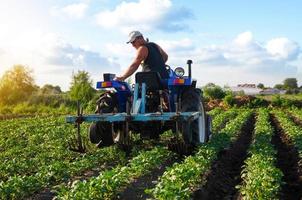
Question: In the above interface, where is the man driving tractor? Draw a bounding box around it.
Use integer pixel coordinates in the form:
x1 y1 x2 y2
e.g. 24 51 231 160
73 31 211 151
115 31 169 81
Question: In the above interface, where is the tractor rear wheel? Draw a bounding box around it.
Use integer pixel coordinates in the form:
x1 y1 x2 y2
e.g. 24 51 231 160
89 91 117 147
181 88 208 145
89 122 113 146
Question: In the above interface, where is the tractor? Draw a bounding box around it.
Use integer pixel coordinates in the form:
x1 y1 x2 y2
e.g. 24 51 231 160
66 60 212 154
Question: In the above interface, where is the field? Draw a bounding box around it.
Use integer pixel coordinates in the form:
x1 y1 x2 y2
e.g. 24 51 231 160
1 108 302 200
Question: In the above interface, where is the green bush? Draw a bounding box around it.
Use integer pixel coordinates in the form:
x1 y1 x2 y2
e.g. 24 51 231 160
0 105 13 114
223 94 236 107
12 103 37 114
203 84 226 100
27 93 76 108
249 98 269 108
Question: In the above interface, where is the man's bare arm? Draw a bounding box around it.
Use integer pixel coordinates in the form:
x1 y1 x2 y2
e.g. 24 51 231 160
115 46 148 81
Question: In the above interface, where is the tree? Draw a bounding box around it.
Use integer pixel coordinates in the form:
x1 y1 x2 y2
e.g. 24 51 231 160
257 83 264 89
40 84 62 94
274 84 284 90
69 70 95 104
0 65 37 105
203 83 226 100
283 78 298 89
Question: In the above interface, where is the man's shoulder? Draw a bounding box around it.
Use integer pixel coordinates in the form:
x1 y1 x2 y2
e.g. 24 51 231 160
137 45 148 58
146 42 157 47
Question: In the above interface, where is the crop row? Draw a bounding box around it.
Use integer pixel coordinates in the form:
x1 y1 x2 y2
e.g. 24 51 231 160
56 146 174 199
0 116 136 199
211 108 238 133
0 146 127 199
273 109 302 157
289 107 302 122
149 109 252 199
0 117 82 180
207 107 223 118
238 108 283 199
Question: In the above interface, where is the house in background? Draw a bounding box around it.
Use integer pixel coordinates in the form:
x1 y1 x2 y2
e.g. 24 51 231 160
229 84 262 95
259 88 286 95
229 84 286 95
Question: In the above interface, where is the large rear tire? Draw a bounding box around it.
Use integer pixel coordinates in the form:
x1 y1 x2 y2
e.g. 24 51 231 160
89 122 113 146
89 92 117 147
181 88 208 145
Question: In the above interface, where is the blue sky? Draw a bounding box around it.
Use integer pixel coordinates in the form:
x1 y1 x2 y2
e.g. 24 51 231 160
0 0 301 90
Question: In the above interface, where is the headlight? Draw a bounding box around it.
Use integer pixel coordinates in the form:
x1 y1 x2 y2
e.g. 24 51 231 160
174 67 185 77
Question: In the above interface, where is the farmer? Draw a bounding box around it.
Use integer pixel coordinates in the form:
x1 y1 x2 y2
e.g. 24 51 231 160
115 31 169 81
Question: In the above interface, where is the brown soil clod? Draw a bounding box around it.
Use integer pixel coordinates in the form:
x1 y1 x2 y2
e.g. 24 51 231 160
271 115 302 200
192 114 255 200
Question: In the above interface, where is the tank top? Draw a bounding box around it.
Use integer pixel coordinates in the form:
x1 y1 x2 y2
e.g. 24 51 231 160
141 42 169 79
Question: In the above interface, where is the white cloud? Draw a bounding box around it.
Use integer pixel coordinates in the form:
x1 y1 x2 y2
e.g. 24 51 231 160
50 3 88 19
266 37 300 60
157 38 194 52
95 0 192 33
0 31 120 91
234 31 253 46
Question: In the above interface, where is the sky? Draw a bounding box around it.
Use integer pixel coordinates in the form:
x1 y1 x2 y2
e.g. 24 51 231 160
0 0 301 91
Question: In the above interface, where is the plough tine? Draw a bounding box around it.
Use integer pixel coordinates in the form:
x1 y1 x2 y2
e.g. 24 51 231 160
68 101 87 153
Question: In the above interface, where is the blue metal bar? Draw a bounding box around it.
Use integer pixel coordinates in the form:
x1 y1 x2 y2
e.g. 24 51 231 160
141 83 146 114
132 84 139 113
66 111 200 123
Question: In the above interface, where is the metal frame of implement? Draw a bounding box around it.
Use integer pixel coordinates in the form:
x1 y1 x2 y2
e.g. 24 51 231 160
66 83 202 124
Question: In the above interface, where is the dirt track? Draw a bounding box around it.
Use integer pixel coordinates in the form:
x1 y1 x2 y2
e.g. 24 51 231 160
192 115 255 200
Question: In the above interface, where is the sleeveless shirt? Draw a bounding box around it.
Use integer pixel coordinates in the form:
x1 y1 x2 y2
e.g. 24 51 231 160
141 42 169 79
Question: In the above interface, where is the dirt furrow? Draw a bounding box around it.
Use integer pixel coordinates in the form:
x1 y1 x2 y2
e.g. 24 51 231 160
271 115 302 200
116 156 181 200
287 112 302 127
193 115 255 200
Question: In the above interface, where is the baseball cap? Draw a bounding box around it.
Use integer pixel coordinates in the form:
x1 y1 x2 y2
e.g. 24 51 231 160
127 31 143 44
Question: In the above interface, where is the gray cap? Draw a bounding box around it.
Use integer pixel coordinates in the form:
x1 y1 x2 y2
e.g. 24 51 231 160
127 31 143 44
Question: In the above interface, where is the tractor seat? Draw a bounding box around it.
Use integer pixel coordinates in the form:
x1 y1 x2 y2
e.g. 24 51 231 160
135 72 165 91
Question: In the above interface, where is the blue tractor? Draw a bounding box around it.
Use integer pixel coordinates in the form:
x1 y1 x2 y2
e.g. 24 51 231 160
66 60 212 154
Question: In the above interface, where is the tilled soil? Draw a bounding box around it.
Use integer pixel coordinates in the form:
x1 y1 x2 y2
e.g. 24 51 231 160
192 115 255 200
116 156 181 200
271 115 302 200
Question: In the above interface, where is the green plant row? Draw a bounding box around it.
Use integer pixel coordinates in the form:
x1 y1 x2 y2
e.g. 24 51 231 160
0 116 130 199
149 109 253 200
273 109 302 157
211 108 238 133
289 107 302 122
207 107 223 118
238 108 283 200
0 117 80 180
56 146 173 200
0 146 127 200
